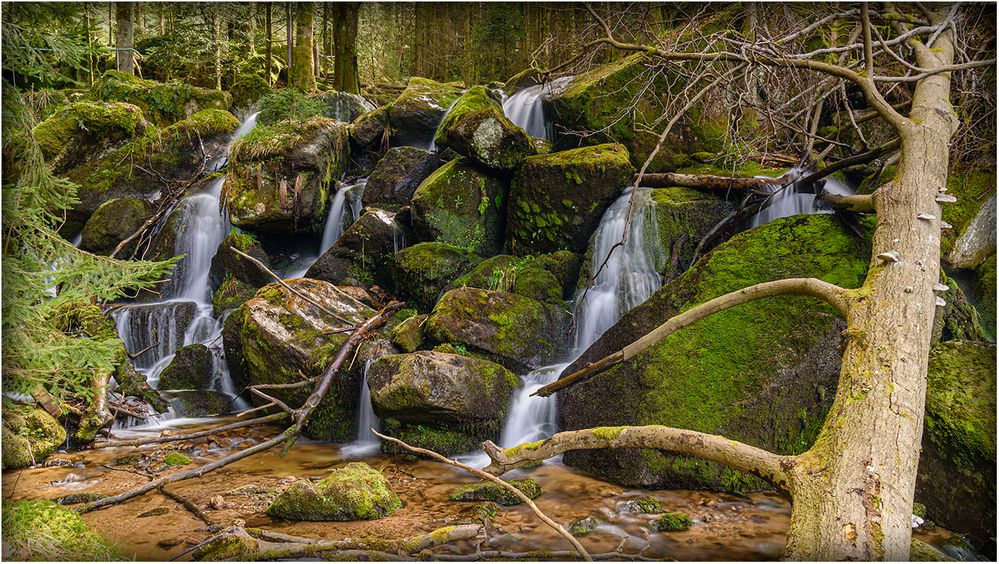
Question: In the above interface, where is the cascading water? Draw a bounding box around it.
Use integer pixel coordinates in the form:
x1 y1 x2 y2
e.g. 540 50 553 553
111 113 261 428
320 179 366 252
342 359 381 457
502 76 573 141
748 169 855 227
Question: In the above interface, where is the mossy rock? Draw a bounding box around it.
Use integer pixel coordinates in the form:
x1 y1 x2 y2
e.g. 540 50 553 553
157 343 213 391
569 516 599 536
973 254 996 337
559 214 870 490
449 479 542 506
312 90 373 123
648 187 737 273
212 277 259 317
306 208 409 289
433 86 536 170
1 404 67 470
909 539 956 562
504 68 542 94
931 272 987 344
1 500 119 560
944 192 996 271
256 88 324 125
391 242 483 312
426 287 572 372
410 158 509 256
363 146 442 210
939 169 996 258
388 77 463 147
239 279 381 441
266 462 402 521
915 340 996 554
79 197 153 256
192 533 259 561
451 255 565 305
33 100 146 172
91 70 231 126
379 420 482 456
653 512 694 532
225 117 348 233
161 390 233 418
350 104 391 150
389 314 427 353
164 451 191 466
228 73 271 110
208 231 272 293
508 144 634 255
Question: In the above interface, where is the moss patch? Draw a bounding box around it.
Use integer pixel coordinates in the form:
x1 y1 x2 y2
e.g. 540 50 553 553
2 404 66 470
1 500 119 560
267 462 402 521
449 479 542 506
91 70 231 126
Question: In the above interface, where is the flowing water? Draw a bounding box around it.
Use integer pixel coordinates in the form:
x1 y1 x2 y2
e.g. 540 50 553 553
319 179 366 253
748 170 855 227
341 359 382 458
502 76 573 140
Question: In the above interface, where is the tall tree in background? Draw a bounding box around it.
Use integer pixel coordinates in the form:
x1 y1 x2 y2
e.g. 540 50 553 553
332 2 360 94
264 2 272 85
289 2 315 90
114 2 136 74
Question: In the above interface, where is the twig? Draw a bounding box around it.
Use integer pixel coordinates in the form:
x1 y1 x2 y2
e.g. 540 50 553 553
160 486 215 526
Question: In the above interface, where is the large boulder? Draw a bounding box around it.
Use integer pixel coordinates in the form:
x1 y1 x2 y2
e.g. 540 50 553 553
1 404 66 470
32 100 146 173
228 73 271 110
162 390 233 417
939 168 996 260
236 279 384 440
426 287 572 372
388 77 463 147
79 197 154 256
256 88 373 126
507 144 634 255
392 242 482 311
225 117 349 233
350 105 390 151
547 53 730 171
916 340 996 555
306 208 409 289
267 462 401 521
368 351 520 455
433 85 536 170
313 91 374 123
91 70 231 126
363 146 442 210
156 344 213 391
558 214 870 490
944 193 996 270
410 159 509 256
208 231 272 293
450 254 567 305
649 186 737 273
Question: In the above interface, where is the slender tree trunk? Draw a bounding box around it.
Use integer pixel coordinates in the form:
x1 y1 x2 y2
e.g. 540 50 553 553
290 2 316 91
84 4 95 85
212 10 222 90
247 5 257 58
285 2 293 86
115 3 136 75
265 3 272 85
331 2 361 94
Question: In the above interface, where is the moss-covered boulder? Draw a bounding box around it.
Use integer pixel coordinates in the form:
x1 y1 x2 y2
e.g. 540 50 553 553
915 340 996 555
212 277 260 317
451 255 565 305
208 231 272 293
66 109 239 232
1 404 67 470
91 70 231 126
157 344 213 391
559 214 870 490
238 279 384 440
508 144 634 255
228 73 271 110
79 197 154 256
33 100 146 173
649 187 736 273
426 287 572 371
973 255 996 336
410 159 508 256
225 117 348 233
939 169 996 259
1 500 118 560
945 192 996 271
313 91 373 123
434 86 536 170
392 242 483 311
267 462 401 521
363 146 442 210
547 53 729 171
350 105 391 150
388 314 428 352
932 273 988 344
161 390 233 417
306 208 409 289
449 479 541 506
388 77 463 147
256 88 372 126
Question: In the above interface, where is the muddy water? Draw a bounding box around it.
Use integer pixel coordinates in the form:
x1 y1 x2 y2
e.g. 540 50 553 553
0 418 964 561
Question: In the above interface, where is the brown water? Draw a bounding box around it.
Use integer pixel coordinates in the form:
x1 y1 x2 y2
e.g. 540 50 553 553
0 417 968 561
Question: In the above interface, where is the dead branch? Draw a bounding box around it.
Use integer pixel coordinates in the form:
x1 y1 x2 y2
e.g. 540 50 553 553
160 486 215 527
482 426 792 492
240 523 483 560
535 278 851 398
818 193 876 212
796 138 900 186
432 551 661 561
79 302 403 513
92 413 288 448
374 430 593 562
635 172 792 191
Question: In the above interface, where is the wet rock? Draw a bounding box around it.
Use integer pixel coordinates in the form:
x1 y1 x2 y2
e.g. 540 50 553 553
1 405 67 470
157 344 213 391
507 144 634 255
426 288 572 372
945 193 996 270
388 314 427 353
33 100 146 173
138 507 171 517
225 117 349 233
434 86 536 170
208 231 273 294
652 512 693 532
1 500 117 560
559 215 870 490
266 462 402 521
624 496 662 513
391 242 482 311
450 255 566 305
114 361 168 413
363 146 442 210
410 159 509 256
192 533 259 561
350 105 391 150
931 273 987 343
212 278 259 317
569 516 599 536
973 255 996 335
79 196 153 254
449 479 541 506
939 169 996 259
228 73 271 110
306 208 409 289
91 70 231 126
649 186 737 273
388 77 463 147
313 90 373 123
162 390 233 418
222 307 249 392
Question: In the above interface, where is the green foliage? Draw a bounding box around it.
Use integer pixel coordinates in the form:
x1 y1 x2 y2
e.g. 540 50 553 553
1 500 120 560
256 89 324 126
163 452 191 466
654 512 694 532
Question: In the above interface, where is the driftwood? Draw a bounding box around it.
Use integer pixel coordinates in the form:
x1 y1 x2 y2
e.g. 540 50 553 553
635 171 793 191
93 412 288 449
160 486 215 527
79 301 403 513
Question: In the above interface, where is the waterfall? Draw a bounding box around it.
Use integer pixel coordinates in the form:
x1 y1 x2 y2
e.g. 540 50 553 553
497 363 569 448
110 113 260 427
428 98 460 152
320 179 366 253
748 169 855 227
342 359 381 457
502 76 572 141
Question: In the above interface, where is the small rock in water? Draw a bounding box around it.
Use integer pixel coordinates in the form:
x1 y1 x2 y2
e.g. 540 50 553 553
208 495 225 510
137 507 170 518
569 516 600 536
278 475 297 485
624 496 662 514
652 512 694 532
449 479 542 506
157 538 186 548
55 493 107 505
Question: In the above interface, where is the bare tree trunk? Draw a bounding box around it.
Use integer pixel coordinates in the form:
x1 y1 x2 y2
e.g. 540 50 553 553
290 2 316 91
265 2 272 85
331 2 361 94
285 2 293 86
115 2 136 75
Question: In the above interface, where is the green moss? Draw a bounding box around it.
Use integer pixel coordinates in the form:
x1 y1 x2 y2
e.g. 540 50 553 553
212 275 257 316
654 512 693 532
569 516 599 536
256 88 325 126
974 255 996 335
91 70 231 126
592 426 628 441
266 462 401 521
941 169 996 253
381 423 481 456
164 452 191 466
230 116 337 162
229 73 272 110
449 479 542 506
502 440 544 458
630 496 662 513
33 100 145 160
433 86 535 170
391 242 483 311
2 404 66 469
453 255 565 305
192 533 259 561
1 500 119 560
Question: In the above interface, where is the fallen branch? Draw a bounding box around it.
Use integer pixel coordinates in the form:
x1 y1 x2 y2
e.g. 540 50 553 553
374 430 592 562
796 138 900 187
433 550 661 561
242 523 482 560
818 193 876 212
535 278 851 398
635 171 793 191
160 486 215 527
92 412 288 448
79 302 403 513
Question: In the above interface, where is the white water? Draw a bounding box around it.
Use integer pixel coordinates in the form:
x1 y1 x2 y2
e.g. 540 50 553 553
111 113 261 428
320 179 366 253
428 98 460 152
502 76 572 141
342 359 381 457
749 170 855 227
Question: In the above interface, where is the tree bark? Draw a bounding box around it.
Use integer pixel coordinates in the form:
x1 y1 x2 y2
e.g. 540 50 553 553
331 3 361 94
115 2 136 75
636 172 793 191
290 2 316 91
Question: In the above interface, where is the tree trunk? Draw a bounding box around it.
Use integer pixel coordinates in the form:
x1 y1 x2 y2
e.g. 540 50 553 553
265 3 272 85
212 10 222 90
290 2 316 91
331 2 360 94
115 2 136 75
783 19 958 561
285 2 293 86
